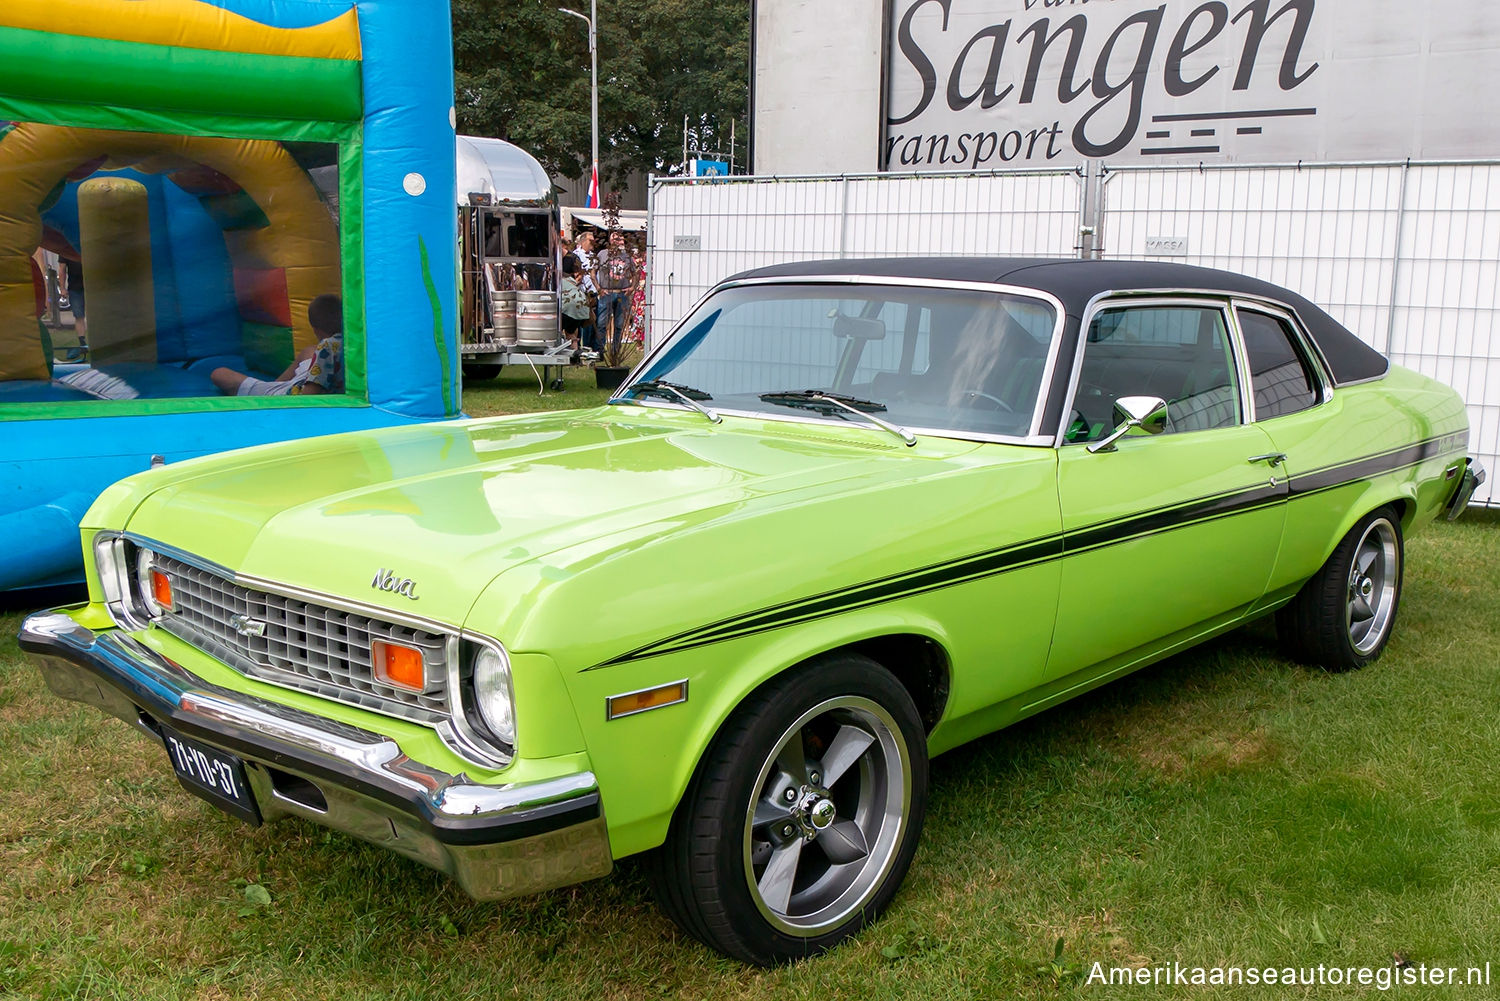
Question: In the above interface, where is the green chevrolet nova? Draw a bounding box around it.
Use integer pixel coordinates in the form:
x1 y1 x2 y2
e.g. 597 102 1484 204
21 258 1485 964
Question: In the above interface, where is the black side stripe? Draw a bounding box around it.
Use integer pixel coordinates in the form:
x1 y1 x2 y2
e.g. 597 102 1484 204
1289 433 1463 497
592 434 1465 668
596 536 1066 666
1066 480 1285 555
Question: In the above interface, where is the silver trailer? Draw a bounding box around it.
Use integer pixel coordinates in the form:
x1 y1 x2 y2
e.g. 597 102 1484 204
456 136 572 386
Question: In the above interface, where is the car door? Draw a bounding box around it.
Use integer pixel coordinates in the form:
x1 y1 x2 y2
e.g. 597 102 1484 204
1228 301 1346 601
1046 298 1287 682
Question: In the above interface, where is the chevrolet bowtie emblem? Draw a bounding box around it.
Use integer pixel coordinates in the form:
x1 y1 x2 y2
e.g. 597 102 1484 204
229 613 266 638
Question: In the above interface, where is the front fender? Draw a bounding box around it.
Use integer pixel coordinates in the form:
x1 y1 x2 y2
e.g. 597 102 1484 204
553 604 957 859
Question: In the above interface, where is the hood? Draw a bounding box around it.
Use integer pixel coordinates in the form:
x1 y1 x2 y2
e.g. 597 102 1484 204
120 407 995 626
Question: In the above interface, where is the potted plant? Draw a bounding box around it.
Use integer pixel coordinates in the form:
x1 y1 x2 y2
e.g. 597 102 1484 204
593 335 636 389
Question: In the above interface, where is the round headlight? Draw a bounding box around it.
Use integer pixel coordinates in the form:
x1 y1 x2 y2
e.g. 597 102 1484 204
472 645 516 746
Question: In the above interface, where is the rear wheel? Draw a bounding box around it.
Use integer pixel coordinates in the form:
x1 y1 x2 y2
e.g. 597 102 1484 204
647 654 928 965
1277 507 1403 671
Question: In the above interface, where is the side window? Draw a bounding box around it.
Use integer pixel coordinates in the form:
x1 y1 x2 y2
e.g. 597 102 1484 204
1066 304 1240 443
1238 309 1321 420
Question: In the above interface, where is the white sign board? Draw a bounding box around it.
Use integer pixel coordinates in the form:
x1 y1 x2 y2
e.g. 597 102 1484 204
883 0 1500 169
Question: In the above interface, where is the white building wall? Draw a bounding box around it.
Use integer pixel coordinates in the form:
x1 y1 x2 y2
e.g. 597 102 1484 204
752 0 885 175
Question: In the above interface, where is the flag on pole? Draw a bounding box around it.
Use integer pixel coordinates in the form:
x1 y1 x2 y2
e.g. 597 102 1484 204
585 164 599 208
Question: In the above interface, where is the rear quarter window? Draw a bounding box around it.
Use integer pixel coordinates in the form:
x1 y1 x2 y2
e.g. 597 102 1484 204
1239 310 1321 420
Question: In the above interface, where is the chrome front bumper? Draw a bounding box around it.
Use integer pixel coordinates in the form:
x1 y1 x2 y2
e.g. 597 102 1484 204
19 611 612 901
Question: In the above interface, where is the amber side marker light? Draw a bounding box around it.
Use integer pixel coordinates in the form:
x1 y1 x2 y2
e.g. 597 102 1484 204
150 570 174 611
372 639 427 692
606 680 689 720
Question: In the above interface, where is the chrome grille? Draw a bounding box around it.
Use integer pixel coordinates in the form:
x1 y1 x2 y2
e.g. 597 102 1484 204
152 555 451 723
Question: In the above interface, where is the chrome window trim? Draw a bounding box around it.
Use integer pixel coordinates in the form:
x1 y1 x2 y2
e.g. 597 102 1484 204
1222 304 1258 426
1230 299 1335 421
1077 284 1345 383
1327 371 1388 388
1055 293 1245 447
1052 289 1115 449
102 532 513 769
616 275 1068 448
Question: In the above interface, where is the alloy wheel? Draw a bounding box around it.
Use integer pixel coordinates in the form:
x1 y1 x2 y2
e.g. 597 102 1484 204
741 695 910 936
1346 517 1399 655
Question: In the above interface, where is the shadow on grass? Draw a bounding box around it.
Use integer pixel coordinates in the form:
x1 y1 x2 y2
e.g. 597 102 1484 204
1 583 86 615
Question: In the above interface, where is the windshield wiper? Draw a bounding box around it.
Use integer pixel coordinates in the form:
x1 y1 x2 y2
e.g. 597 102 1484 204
758 390 916 447
616 378 720 423
759 389 886 412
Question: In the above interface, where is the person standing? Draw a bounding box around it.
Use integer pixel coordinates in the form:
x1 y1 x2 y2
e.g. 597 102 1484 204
571 230 600 353
559 255 592 355
593 229 636 360
64 256 86 345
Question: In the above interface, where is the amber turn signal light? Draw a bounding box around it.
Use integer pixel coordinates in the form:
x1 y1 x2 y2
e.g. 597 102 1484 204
150 570 174 610
606 680 689 720
372 639 426 692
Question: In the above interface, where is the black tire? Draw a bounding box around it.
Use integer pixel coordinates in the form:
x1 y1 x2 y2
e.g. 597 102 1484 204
1276 507 1404 671
646 654 928 965
461 363 502 381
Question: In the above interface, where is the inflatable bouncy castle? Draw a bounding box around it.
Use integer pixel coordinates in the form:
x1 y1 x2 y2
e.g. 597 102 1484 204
1 0 460 589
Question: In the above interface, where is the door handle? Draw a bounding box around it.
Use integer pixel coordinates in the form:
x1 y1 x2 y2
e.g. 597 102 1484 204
1248 452 1287 468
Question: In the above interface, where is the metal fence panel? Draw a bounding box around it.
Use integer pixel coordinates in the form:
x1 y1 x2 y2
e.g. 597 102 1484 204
645 162 1498 506
646 170 1082 347
1389 164 1500 501
1101 165 1406 354
1101 162 1498 506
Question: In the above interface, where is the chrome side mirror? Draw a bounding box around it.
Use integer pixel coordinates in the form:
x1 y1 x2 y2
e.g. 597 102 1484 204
1087 396 1169 454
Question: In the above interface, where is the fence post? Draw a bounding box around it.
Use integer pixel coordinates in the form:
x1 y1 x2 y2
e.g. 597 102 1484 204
1382 160 1411 355
644 173 657 348
1077 160 1103 259
838 174 851 258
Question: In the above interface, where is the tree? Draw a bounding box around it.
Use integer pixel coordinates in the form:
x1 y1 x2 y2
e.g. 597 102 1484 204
452 0 749 184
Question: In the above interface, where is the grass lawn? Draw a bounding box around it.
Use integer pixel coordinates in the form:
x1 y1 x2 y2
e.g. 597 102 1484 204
460 357 626 417
2 377 1497 999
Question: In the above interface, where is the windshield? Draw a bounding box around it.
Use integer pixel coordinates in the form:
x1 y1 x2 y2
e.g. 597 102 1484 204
626 283 1059 438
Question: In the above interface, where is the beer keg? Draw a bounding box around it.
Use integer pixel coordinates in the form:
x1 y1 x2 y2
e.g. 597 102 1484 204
515 290 558 346
490 290 517 345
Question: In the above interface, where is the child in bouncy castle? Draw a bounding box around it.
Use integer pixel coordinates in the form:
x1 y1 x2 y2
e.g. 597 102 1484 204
211 294 344 396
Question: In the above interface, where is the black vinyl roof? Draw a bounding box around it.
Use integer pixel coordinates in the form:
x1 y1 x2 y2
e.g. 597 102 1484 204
729 257 1390 386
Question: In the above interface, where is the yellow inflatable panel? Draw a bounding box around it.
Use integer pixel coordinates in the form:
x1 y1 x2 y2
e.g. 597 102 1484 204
1 0 360 60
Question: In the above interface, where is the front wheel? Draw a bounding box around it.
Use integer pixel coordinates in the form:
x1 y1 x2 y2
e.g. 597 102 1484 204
647 654 928 965
1277 507 1404 671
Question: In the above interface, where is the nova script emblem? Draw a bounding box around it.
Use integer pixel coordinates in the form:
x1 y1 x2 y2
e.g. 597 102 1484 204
371 568 420 600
